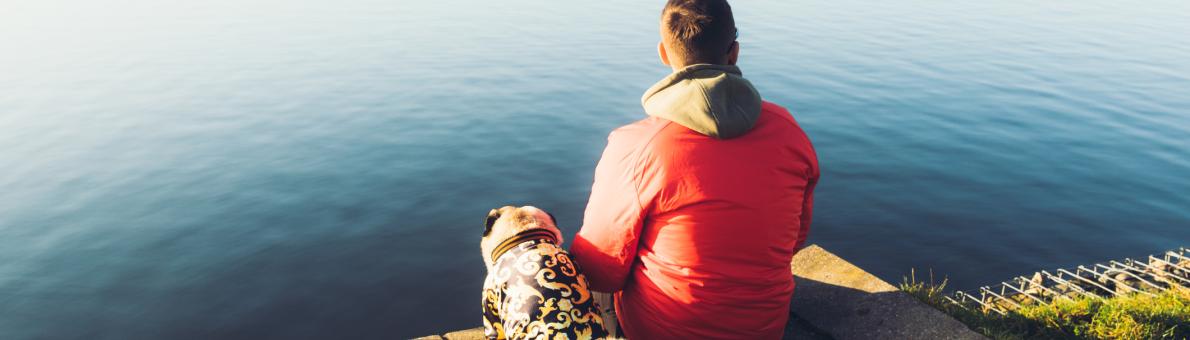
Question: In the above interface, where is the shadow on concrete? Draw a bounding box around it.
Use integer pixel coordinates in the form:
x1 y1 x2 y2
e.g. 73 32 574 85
789 274 984 340
783 307 834 340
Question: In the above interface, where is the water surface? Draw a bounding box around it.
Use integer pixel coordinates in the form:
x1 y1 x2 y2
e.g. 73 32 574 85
1 0 1188 338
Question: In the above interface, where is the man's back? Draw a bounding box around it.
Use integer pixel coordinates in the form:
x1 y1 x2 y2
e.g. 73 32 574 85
571 2 818 337
572 99 819 339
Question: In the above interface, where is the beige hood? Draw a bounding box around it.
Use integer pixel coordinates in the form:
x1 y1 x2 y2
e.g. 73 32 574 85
641 64 762 139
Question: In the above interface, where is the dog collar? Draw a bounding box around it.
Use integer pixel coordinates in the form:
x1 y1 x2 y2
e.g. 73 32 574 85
490 229 558 263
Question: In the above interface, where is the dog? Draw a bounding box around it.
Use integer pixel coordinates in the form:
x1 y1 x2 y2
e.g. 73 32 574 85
481 205 608 340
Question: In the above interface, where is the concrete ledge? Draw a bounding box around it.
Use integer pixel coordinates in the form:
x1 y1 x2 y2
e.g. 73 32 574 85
416 245 985 339
411 327 484 340
414 314 831 339
789 245 985 340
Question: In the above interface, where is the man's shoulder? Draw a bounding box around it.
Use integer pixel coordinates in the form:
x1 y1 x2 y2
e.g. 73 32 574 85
610 116 670 136
760 100 801 128
759 100 816 147
606 116 672 147
605 101 806 147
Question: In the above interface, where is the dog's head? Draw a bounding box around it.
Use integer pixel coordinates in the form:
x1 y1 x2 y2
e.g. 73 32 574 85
481 205 564 269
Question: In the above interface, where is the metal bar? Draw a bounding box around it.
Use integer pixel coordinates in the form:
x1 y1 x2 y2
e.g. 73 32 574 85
1031 281 1074 302
1147 256 1190 282
943 296 971 311
1123 258 1183 287
1167 250 1189 262
1041 270 1101 299
1001 280 1046 304
980 286 1022 309
955 291 1005 315
941 247 1186 317
1057 268 1119 296
1079 265 1153 296
1015 275 1074 302
1163 251 1190 276
976 289 1011 315
1147 256 1190 286
1096 263 1162 290
1111 259 1148 273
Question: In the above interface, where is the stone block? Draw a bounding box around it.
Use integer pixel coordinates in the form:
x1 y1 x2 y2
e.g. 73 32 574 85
789 245 985 340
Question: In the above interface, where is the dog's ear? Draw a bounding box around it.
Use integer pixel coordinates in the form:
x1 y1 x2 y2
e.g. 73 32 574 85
546 212 559 226
484 209 501 237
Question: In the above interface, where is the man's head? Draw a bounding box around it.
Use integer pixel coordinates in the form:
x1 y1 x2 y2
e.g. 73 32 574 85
658 0 738 70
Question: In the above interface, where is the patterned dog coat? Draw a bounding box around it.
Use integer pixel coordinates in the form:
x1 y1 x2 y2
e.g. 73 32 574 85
482 229 608 339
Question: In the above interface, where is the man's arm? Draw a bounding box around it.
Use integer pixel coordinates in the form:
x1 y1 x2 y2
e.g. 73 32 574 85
570 131 649 293
795 177 817 250
795 141 820 251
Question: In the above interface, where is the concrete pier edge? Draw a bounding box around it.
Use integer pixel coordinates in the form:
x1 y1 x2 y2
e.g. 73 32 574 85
414 244 985 339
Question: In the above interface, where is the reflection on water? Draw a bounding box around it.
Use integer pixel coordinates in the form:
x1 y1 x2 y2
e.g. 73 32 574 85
1 0 1188 338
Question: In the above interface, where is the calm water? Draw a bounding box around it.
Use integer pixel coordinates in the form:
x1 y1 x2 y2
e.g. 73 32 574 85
2 0 1188 338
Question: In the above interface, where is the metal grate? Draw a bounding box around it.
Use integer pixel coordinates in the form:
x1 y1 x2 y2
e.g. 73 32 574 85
944 247 1189 315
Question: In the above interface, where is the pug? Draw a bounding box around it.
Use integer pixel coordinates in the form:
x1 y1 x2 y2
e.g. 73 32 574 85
481 205 608 340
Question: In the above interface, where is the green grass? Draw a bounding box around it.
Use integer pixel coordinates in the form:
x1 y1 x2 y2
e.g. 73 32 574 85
900 269 1190 340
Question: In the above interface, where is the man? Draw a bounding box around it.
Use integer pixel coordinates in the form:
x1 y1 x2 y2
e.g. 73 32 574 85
569 0 820 338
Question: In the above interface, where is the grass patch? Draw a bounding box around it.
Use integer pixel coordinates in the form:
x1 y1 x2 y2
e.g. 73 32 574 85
900 269 1190 339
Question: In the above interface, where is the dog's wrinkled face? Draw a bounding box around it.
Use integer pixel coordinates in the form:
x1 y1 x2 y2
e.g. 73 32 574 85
481 205 564 269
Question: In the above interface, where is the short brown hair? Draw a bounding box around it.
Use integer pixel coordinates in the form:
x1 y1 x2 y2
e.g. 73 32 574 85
661 0 736 65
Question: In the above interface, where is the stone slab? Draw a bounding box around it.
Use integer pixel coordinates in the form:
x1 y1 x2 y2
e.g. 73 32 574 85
783 310 833 340
420 315 827 340
417 245 987 339
412 327 484 340
442 328 485 340
789 245 986 340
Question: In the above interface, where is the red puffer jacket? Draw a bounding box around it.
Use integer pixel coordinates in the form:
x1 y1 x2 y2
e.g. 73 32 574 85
571 65 819 339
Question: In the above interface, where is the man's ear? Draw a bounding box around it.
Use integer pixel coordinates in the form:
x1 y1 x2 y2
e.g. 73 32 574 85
658 41 671 67
726 41 740 66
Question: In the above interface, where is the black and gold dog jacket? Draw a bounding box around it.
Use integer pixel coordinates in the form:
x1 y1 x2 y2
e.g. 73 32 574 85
482 229 608 339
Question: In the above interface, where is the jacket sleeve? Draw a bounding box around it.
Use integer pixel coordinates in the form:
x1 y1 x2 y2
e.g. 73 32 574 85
795 177 817 250
570 130 650 293
795 145 820 250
